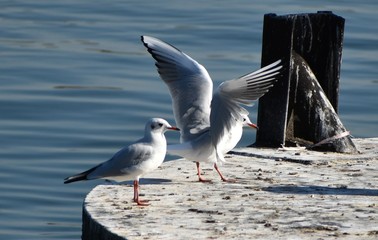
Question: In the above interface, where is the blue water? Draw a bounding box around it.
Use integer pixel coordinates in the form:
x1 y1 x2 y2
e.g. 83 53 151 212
1 1 377 239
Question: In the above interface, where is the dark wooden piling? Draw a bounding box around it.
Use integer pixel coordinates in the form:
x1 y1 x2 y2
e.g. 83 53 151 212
255 11 357 153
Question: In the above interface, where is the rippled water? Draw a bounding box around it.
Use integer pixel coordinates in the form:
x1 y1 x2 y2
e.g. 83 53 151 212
1 1 377 239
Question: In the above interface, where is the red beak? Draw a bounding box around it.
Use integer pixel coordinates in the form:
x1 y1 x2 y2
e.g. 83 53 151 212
247 122 259 130
168 126 180 131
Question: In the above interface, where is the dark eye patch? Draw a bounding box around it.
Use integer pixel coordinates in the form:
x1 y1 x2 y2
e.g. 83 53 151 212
151 123 163 130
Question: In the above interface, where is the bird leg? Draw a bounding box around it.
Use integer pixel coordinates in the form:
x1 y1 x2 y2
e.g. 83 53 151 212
196 162 211 182
133 180 138 201
214 163 236 182
133 180 150 206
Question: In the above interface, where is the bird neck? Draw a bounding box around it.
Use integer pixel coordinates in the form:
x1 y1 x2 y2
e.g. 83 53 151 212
146 131 167 146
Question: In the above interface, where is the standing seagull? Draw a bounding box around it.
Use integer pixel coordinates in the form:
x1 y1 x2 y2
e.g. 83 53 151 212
141 36 282 182
64 118 179 206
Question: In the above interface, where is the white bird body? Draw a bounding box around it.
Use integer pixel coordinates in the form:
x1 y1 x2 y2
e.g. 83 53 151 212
168 129 215 163
86 130 167 182
167 114 248 165
141 36 282 181
87 139 166 183
217 115 246 155
64 118 179 205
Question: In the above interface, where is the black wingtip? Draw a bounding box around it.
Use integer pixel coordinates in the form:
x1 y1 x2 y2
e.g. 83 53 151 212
141 35 150 49
140 35 155 56
140 35 185 56
63 164 100 184
64 174 88 184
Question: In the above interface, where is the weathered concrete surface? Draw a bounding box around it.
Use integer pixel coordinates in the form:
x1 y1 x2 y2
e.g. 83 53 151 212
83 138 378 240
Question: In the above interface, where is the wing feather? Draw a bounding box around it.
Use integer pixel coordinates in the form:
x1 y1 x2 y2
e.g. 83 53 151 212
141 36 212 142
87 142 154 180
210 60 282 158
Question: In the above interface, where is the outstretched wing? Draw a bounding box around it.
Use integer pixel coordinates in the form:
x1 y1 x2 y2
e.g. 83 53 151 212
210 60 282 160
141 36 212 142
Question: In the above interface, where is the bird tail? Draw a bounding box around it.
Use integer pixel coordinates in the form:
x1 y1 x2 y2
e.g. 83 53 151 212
64 165 99 184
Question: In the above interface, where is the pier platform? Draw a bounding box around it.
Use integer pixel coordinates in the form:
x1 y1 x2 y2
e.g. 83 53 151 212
82 138 378 240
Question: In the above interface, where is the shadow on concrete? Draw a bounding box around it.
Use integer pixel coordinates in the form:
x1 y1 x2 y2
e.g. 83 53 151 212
105 178 172 185
139 178 172 185
263 185 378 196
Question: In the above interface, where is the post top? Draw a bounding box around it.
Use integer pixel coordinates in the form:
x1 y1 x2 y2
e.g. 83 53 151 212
264 11 344 21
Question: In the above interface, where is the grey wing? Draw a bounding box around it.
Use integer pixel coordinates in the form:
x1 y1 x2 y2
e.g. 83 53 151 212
141 36 212 142
210 60 282 158
87 142 153 180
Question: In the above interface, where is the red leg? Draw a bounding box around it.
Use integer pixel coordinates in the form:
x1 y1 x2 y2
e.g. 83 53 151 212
133 180 150 206
196 162 211 182
133 180 138 201
214 163 236 182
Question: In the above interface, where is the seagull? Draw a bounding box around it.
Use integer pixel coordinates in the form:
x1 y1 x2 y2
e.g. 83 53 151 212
64 118 179 206
141 36 282 182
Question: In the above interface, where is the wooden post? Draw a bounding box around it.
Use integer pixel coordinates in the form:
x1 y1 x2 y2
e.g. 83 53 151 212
255 11 357 153
255 13 293 147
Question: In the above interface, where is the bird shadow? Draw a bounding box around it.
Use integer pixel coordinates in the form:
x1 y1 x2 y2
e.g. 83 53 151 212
139 178 172 185
104 178 172 185
263 185 378 196
104 178 172 186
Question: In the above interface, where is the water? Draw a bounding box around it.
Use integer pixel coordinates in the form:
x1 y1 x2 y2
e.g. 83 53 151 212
1 1 377 239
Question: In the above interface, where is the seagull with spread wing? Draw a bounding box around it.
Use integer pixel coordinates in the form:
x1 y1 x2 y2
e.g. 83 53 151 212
141 36 281 182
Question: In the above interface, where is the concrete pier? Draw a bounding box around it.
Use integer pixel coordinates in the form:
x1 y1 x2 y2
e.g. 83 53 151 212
82 138 378 240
